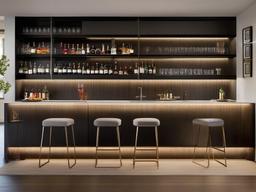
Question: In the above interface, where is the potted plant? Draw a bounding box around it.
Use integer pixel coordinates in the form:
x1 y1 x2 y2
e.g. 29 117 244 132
0 55 11 99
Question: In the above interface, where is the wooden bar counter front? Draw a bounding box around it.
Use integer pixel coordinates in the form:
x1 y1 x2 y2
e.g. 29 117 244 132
4 101 255 161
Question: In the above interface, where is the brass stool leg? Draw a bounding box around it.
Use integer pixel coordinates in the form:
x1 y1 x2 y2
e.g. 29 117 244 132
70 125 77 168
65 126 74 168
116 126 122 167
95 126 100 168
133 126 139 168
222 126 227 167
39 126 50 168
155 126 159 168
192 124 201 162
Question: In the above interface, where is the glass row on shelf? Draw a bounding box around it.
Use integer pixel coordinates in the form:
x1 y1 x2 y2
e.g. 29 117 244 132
159 68 222 76
21 26 82 35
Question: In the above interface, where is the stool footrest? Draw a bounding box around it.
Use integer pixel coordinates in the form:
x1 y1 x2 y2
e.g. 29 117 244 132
134 159 159 162
135 148 158 151
212 147 225 153
96 148 121 151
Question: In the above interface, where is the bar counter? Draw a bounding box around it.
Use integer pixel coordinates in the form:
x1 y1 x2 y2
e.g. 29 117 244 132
4 100 255 161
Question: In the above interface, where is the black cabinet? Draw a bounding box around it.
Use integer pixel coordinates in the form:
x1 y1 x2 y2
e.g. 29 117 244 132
139 18 236 37
83 18 138 36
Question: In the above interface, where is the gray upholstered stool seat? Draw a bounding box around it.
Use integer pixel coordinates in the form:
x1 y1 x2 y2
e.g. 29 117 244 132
133 118 160 127
94 118 121 127
192 118 227 168
192 118 224 127
42 118 74 127
133 118 160 168
94 118 122 168
39 118 76 168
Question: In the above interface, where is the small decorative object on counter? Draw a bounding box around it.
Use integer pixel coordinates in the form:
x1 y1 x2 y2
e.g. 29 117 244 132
77 83 86 100
218 88 225 100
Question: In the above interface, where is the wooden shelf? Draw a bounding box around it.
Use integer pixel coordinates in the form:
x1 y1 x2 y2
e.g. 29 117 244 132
16 54 50 58
16 74 51 79
52 74 139 79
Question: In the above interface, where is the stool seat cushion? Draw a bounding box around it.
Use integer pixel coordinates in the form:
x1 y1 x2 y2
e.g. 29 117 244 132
94 118 121 127
133 118 160 127
193 118 224 127
42 118 74 127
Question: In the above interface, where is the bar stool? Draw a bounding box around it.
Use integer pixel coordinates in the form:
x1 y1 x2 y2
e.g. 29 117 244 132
94 118 122 168
39 118 76 168
192 118 227 168
133 118 160 168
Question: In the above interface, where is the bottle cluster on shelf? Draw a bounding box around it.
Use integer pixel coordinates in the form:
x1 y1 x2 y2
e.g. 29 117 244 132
53 61 157 75
22 26 50 34
18 60 50 75
54 42 134 55
23 85 49 100
158 67 222 76
20 41 50 55
53 26 81 34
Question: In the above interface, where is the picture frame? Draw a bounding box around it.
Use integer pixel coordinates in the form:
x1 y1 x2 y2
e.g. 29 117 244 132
242 26 253 77
243 26 252 44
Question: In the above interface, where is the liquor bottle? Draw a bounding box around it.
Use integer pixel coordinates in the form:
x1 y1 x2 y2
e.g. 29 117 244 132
94 63 98 74
99 63 104 74
67 43 71 54
129 44 134 54
62 64 67 74
67 63 72 74
18 61 24 74
86 43 90 54
106 45 111 55
128 65 133 75
85 63 90 74
76 44 81 55
101 44 105 55
95 47 101 55
42 85 49 100
72 62 77 74
118 66 123 75
41 42 47 54
111 39 117 55
123 66 128 75
63 44 68 54
108 65 113 75
139 62 145 74
71 44 76 54
103 64 108 75
90 45 96 55
59 42 64 54
90 65 95 74
28 61 33 74
24 88 29 99
77 63 82 74
153 64 157 75
36 42 41 54
82 63 86 74
134 63 138 74
120 42 125 55
148 64 153 74
46 64 50 74
38 89 42 99
57 64 63 74
23 61 28 74
113 63 118 75
54 64 58 73
33 61 37 74
81 44 86 55
30 42 36 54
144 63 149 74
41 65 46 74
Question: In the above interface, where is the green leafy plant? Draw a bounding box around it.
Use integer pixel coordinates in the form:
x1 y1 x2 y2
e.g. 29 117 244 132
0 55 11 95
0 80 11 93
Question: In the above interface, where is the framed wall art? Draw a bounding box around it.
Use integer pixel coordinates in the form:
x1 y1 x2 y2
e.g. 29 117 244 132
242 26 253 77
